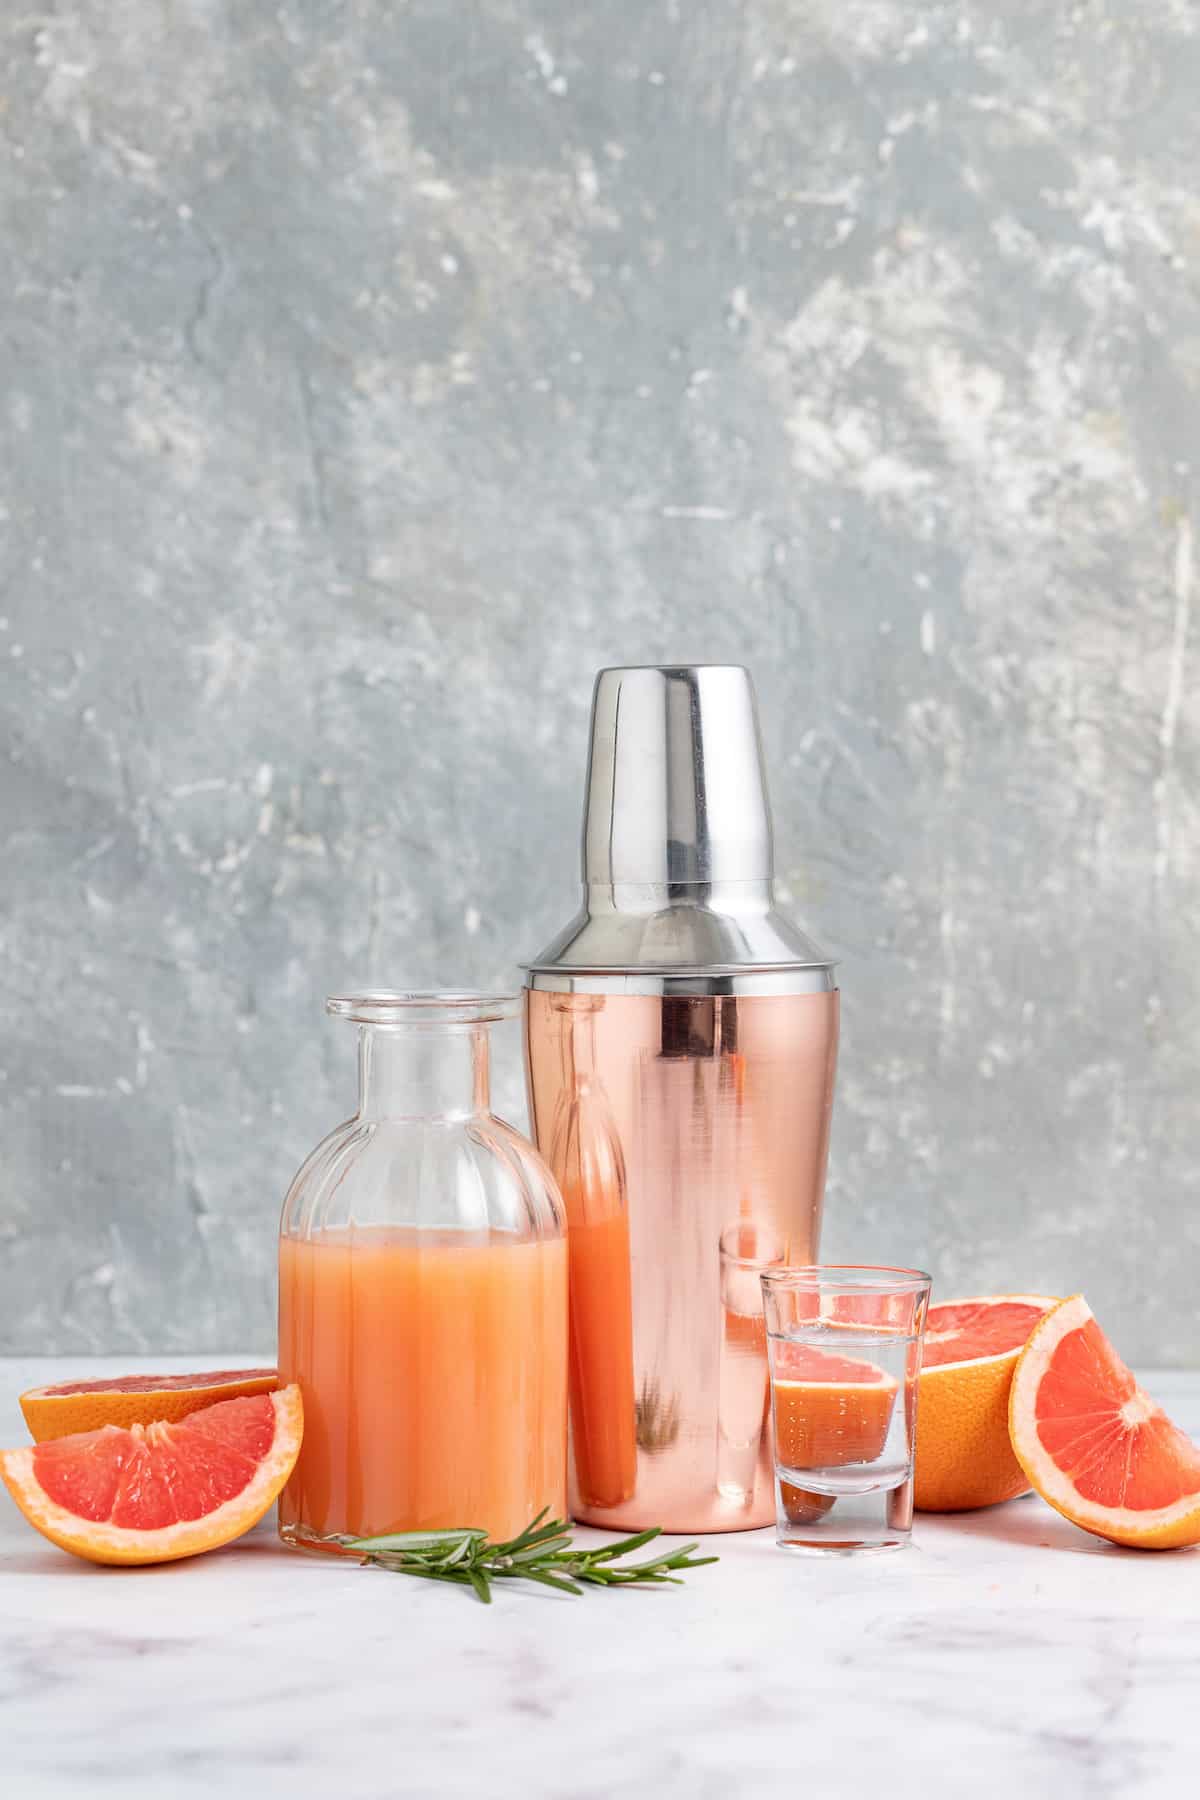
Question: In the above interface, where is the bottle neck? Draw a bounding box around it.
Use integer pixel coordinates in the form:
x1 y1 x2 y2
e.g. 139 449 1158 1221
358 1024 489 1121
554 998 600 1091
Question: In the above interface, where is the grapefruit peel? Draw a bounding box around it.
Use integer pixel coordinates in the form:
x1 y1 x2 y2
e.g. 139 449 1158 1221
19 1368 280 1442
914 1294 1059 1512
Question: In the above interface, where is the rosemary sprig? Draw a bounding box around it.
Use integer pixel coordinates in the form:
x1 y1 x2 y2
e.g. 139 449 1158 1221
341 1509 719 1604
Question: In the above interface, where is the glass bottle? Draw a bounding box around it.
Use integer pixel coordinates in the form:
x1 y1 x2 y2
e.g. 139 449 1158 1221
277 991 567 1552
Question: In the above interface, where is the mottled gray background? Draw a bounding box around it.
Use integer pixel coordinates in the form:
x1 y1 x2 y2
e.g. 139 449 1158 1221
3 2 1198 1361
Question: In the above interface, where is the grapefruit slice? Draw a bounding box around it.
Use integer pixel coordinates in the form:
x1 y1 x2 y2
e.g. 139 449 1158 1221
20 1367 279 1442
773 1341 898 1525
1009 1295 1200 1550
1 1387 303 1565
914 1295 1058 1511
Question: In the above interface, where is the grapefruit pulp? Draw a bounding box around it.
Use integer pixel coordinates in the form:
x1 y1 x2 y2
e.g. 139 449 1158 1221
914 1295 1058 1511
773 1341 898 1525
20 1367 279 1442
1 1386 303 1565
1008 1295 1200 1550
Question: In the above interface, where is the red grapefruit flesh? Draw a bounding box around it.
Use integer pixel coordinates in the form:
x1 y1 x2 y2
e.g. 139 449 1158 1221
1009 1295 1200 1550
773 1341 899 1526
1 1387 303 1564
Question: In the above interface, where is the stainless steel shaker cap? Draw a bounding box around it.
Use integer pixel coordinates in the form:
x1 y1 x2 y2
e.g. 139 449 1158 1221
525 665 837 996
584 664 772 888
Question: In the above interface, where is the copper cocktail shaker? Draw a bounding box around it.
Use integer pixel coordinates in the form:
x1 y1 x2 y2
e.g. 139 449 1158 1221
523 665 839 1532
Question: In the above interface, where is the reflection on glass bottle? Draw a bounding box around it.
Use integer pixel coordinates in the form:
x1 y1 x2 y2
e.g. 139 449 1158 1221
544 994 637 1508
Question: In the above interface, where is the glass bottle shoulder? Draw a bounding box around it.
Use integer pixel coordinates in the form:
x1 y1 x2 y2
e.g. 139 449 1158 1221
279 1109 564 1243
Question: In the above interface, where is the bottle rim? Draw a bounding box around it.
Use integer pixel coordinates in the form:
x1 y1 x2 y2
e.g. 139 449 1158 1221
326 990 519 1026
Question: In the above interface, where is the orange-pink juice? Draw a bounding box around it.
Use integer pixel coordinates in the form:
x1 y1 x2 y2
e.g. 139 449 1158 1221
565 1208 637 1509
278 1228 567 1544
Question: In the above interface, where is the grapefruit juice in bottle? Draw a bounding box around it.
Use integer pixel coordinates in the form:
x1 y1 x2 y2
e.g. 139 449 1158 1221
277 993 568 1550
278 1228 565 1541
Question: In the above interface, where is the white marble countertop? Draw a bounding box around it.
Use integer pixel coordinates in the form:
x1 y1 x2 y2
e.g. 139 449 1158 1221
2 1357 1198 1800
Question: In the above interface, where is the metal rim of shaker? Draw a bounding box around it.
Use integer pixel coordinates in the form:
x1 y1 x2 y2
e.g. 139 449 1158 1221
522 965 838 997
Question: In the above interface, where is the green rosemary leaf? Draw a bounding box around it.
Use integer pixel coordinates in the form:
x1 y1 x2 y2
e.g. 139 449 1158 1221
466 1565 492 1604
594 1552 675 1577
393 1564 471 1587
499 1567 583 1596
507 1536 574 1562
506 1520 572 1557
442 1534 482 1568
348 1528 486 1554
583 1527 662 1562
488 1509 554 1557
604 1572 685 1587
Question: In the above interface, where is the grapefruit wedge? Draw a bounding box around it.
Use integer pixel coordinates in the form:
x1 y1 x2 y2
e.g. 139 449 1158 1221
914 1295 1058 1511
20 1367 279 1442
773 1341 898 1525
1 1387 303 1565
1008 1295 1200 1550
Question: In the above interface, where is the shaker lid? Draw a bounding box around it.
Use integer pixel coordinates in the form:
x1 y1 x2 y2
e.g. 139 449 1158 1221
583 664 772 888
526 665 836 993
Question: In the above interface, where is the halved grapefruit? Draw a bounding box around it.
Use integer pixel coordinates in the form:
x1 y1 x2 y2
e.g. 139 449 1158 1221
914 1295 1058 1511
773 1341 898 1525
20 1367 279 1442
1 1387 303 1565
1009 1295 1200 1550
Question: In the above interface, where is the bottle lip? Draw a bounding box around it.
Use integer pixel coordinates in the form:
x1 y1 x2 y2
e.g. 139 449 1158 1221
326 990 519 1026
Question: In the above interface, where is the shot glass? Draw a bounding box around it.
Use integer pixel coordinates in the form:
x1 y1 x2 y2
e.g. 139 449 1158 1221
760 1265 932 1555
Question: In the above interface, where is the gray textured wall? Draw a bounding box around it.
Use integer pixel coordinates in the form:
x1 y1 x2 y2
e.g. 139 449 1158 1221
3 2 1198 1361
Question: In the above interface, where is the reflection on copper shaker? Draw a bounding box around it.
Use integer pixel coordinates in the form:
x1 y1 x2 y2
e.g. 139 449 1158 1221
717 1220 785 1508
523 666 839 1533
543 994 637 1508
